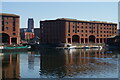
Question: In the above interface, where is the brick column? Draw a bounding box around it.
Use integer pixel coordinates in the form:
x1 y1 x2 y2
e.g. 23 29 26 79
71 38 72 44
99 38 100 43
79 38 81 44
105 38 107 43
17 37 20 44
95 38 97 43
88 38 89 44
84 38 85 44
9 37 12 45
102 38 104 43
66 38 68 44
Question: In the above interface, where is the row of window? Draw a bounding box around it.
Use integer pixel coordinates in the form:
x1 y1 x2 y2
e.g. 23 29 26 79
73 26 117 30
72 22 116 26
72 30 116 33
41 22 116 27
41 22 63 26
2 26 16 31
2 22 16 25
68 34 112 37
2 17 16 21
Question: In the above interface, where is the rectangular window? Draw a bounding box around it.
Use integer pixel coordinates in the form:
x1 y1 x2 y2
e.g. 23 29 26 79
2 17 4 20
41 23 43 26
2 26 4 31
13 22 15 26
6 22 8 24
6 17 8 20
13 33 16 35
13 18 15 22
2 21 4 25
13 27 15 31
6 27 8 30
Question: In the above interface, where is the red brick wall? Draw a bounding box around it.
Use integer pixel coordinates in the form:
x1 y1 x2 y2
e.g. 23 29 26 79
0 14 20 44
40 19 117 44
24 32 34 40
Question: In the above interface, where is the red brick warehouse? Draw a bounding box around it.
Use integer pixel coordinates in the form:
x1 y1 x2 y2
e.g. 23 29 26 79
40 18 117 44
0 13 20 44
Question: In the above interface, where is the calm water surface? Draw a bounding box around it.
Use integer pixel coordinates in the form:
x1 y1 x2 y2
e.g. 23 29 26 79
0 49 119 79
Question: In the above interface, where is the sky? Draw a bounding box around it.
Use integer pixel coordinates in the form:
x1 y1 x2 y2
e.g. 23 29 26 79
2 2 118 28
1 0 120 2
118 2 120 22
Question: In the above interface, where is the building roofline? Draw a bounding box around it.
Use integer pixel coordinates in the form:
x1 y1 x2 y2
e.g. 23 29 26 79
40 18 117 25
0 13 20 18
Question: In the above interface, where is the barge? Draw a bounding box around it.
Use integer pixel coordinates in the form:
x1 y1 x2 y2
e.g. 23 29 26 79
0 45 31 52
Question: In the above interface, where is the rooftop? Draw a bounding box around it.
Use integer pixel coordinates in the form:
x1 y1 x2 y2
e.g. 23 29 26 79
41 18 117 24
0 13 20 17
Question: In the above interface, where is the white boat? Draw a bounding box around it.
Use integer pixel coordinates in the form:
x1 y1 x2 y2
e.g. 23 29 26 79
68 46 76 49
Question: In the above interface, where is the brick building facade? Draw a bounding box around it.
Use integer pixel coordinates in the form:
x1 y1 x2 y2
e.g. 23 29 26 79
20 28 34 41
0 13 20 44
24 32 34 40
40 18 117 44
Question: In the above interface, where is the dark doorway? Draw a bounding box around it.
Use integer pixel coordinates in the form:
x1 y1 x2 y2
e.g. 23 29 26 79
67 38 71 43
89 35 96 43
72 35 79 43
11 38 17 44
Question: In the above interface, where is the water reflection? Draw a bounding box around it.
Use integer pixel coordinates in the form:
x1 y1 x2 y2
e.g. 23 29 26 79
0 49 119 78
39 49 118 78
1 53 20 79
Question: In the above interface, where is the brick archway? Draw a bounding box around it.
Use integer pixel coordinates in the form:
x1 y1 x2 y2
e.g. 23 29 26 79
89 35 96 43
0 33 10 44
72 35 79 43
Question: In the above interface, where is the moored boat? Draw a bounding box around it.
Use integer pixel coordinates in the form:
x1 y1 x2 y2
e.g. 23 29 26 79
0 45 31 51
